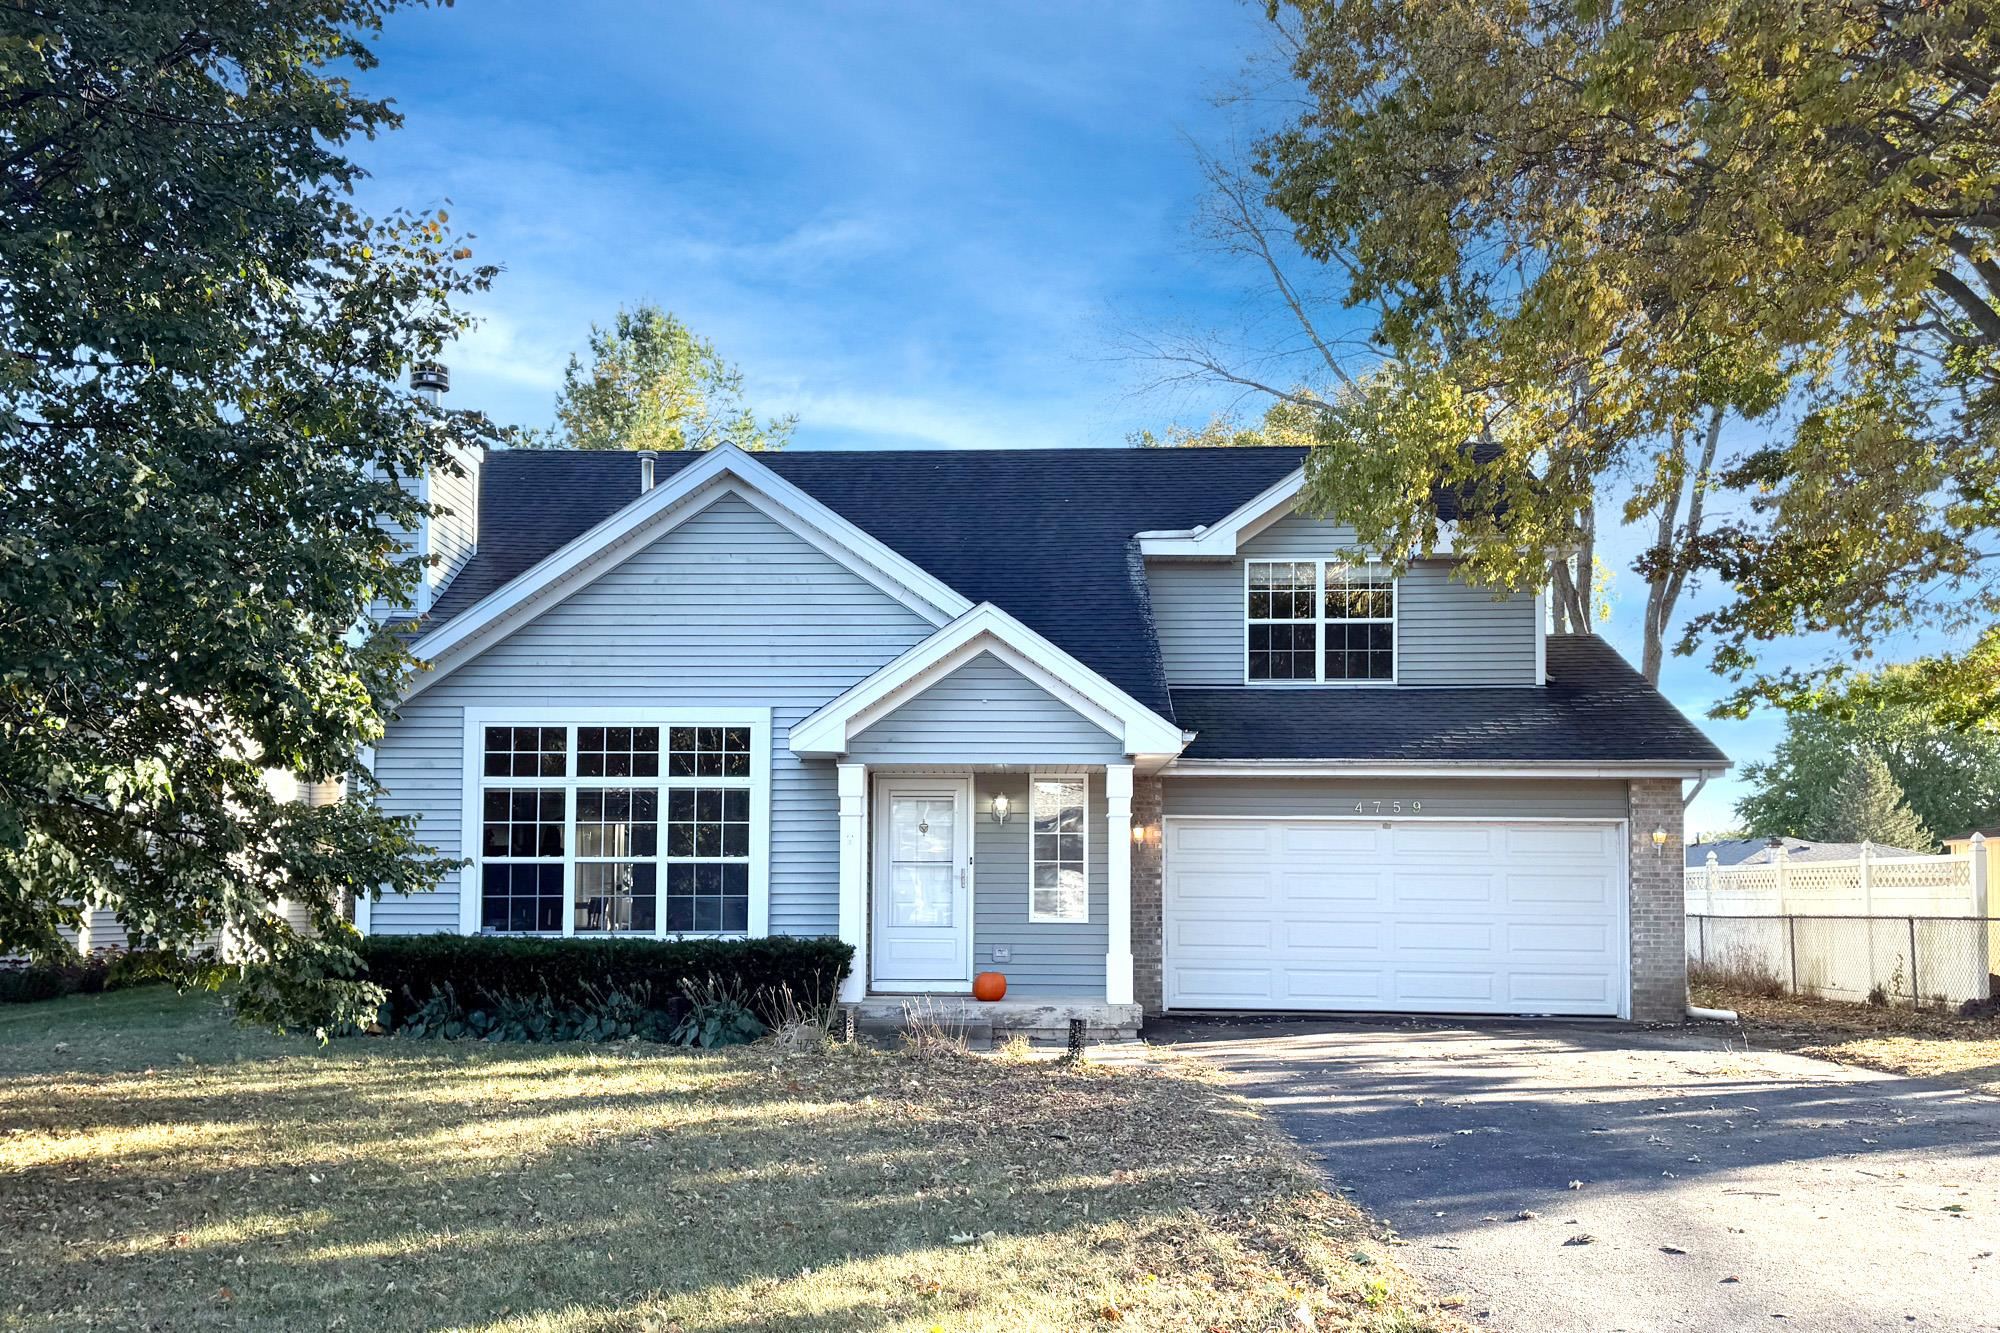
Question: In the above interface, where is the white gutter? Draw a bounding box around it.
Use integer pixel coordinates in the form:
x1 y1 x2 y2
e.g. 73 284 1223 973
1165 759 1733 780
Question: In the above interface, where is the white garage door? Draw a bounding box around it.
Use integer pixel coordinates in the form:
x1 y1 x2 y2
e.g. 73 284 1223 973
1164 819 1627 1017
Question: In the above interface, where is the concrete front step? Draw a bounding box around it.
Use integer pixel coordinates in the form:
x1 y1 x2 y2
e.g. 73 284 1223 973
853 995 1142 1042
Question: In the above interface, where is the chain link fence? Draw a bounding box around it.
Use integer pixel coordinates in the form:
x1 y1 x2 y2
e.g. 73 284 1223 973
1689 913 1998 1008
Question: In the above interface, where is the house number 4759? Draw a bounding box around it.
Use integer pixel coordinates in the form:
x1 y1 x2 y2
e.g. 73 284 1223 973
1354 800 1421 814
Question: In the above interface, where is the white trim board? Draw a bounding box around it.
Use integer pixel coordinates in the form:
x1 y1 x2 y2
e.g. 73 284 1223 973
1163 760 1730 779
1135 465 1460 559
404 445 973 701
789 601 1188 765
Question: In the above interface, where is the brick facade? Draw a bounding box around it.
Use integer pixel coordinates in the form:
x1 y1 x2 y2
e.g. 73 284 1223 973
1627 777 1688 1022
1131 773 1165 1014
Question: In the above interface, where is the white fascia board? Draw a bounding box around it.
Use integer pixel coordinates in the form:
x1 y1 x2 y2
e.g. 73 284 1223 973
402 445 973 701
1135 467 1307 556
1163 758 1733 779
1134 465 1459 558
789 602 1186 760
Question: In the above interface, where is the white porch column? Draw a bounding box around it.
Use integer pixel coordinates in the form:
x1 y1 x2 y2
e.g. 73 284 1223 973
1105 764 1135 1005
837 763 869 1003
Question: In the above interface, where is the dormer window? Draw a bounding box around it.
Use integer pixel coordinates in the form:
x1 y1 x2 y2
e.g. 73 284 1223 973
1245 560 1396 684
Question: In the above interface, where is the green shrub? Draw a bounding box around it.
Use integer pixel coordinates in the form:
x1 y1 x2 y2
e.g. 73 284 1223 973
384 977 771 1046
358 935 850 1043
0 949 205 1005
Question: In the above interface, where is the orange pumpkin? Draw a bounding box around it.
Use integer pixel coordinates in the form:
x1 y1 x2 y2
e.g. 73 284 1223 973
972 971 1007 1002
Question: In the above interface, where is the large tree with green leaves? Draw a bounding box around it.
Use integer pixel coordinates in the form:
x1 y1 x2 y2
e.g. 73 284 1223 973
1 0 493 1027
532 304 794 452
1811 752 1937 850
1736 671 2000 844
1248 0 2000 718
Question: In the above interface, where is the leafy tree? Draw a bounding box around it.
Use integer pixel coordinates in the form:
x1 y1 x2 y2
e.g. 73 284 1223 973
1736 674 2000 845
1245 1 2000 714
0 0 491 1027
1149 136 1716 679
1128 397 1321 449
533 304 794 452
1810 752 1936 851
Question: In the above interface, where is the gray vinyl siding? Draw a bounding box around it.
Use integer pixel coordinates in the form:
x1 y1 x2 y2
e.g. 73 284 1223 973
845 651 1125 766
369 493 935 937
427 446 481 597
365 460 421 623
1396 565 1537 685
54 907 129 953
1147 510 1539 686
1163 776 1631 821
1238 511 1364 557
1146 560 1241 687
971 772 1108 996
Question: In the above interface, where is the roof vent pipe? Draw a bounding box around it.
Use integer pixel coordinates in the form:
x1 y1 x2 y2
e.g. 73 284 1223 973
638 449 657 493
412 362 450 407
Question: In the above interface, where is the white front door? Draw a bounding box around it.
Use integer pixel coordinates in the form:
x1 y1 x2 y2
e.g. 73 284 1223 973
872 778 972 988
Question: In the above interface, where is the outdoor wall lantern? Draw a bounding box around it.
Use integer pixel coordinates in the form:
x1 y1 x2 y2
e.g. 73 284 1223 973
990 793 1011 824
1651 826 1669 857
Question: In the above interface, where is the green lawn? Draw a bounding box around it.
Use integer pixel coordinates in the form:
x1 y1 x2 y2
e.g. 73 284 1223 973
0 989 1452 1332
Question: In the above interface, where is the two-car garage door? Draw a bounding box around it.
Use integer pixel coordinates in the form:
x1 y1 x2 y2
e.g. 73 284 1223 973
1163 818 1628 1017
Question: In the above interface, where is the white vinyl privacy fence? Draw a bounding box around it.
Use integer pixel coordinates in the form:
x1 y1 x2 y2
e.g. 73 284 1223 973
1686 839 1997 1006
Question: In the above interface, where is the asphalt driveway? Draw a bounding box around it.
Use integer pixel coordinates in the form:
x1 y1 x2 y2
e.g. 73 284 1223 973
1151 1017 2000 1333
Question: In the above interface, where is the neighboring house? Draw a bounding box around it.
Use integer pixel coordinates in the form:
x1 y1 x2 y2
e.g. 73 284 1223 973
360 439 1728 1030
57 769 337 956
1687 837 1929 868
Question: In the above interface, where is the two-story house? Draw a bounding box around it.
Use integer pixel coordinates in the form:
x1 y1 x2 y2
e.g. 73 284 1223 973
362 440 1728 1032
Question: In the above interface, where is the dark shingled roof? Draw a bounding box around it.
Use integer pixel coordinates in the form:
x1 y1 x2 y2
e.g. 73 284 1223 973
431 446 1343 716
425 447 1723 766
1172 635 1727 764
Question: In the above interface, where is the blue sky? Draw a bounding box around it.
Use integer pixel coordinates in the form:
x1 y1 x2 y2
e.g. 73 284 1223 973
348 0 1832 835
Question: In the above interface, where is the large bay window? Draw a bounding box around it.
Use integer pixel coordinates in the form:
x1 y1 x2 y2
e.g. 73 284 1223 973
1245 559 1396 684
462 710 770 938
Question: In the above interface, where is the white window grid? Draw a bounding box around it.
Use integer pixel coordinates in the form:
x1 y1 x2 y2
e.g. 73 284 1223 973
468 716 764 939
1028 773 1089 924
1244 558 1398 685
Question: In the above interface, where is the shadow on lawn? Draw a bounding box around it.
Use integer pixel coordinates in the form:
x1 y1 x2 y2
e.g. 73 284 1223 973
0 1001 1337 1332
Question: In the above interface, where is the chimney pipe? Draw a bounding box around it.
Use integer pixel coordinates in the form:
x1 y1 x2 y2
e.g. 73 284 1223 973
412 361 450 407
638 449 657 493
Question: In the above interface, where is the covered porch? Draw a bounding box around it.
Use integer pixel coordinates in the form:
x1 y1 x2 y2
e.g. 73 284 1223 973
831 762 1143 1039
788 603 1185 1042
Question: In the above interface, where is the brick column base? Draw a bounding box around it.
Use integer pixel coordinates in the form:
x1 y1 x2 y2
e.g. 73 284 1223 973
1132 774 1164 1014
1628 778 1688 1022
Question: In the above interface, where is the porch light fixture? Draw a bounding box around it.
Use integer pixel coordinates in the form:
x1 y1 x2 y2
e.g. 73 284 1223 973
990 793 1011 824
1651 826 1669 857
